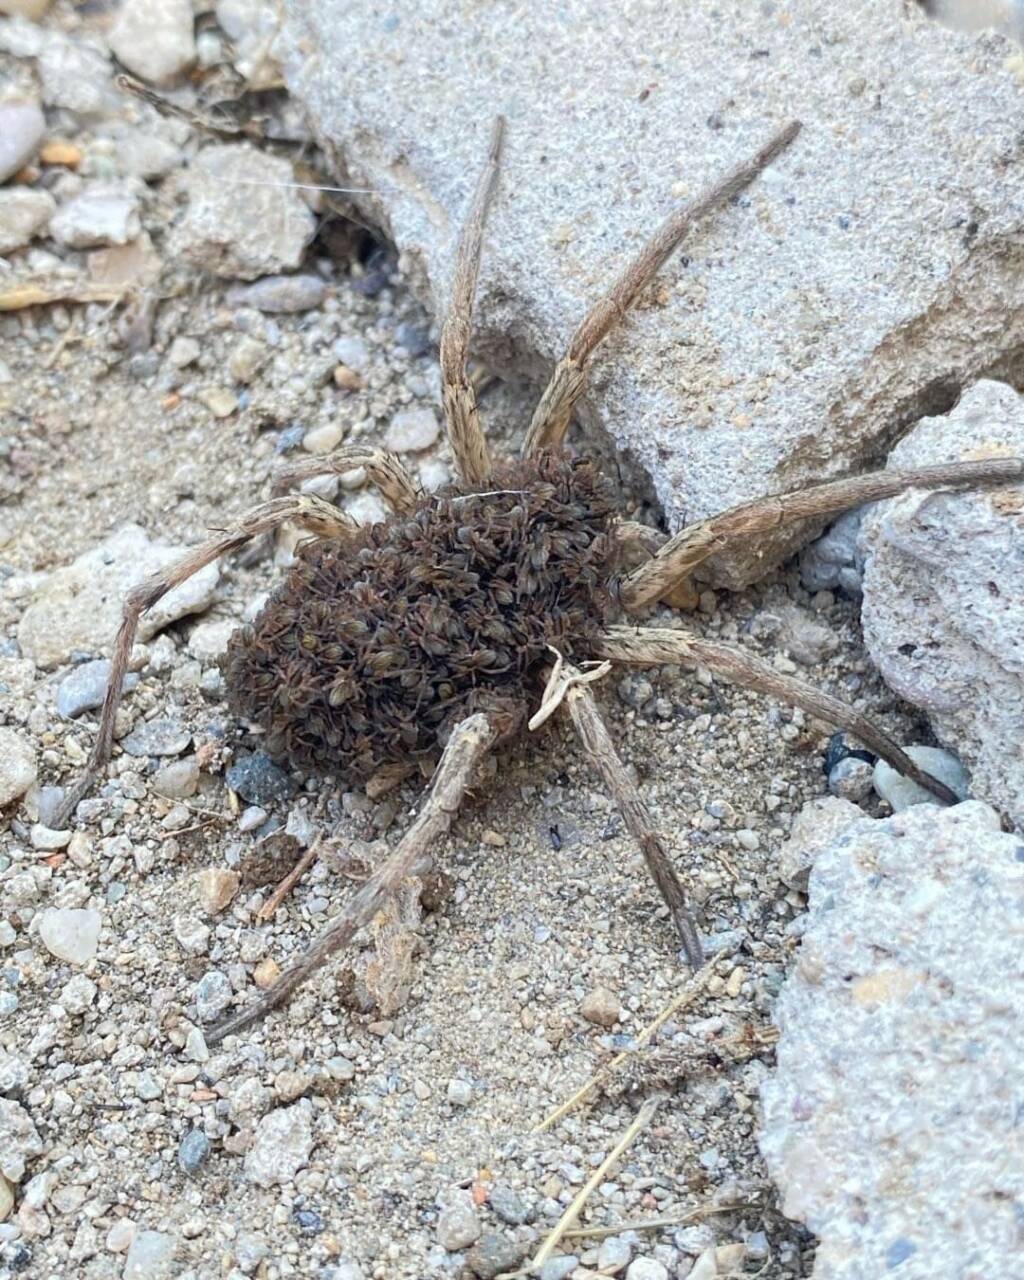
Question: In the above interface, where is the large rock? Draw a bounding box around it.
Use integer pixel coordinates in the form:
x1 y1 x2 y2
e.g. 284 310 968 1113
280 0 1024 586
760 801 1024 1279
17 524 220 669
859 380 1024 829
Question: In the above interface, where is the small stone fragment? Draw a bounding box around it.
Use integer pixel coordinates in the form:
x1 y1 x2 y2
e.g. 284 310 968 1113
226 274 327 313
226 752 295 806
0 728 37 807
488 1183 528 1226
597 1236 632 1273
333 363 363 391
253 957 280 990
167 336 201 368
30 824 70 851
385 407 440 453
108 0 196 86
121 717 191 758
37 908 101 966
436 1189 481 1251
17 524 220 669
175 145 315 280
50 183 141 249
777 796 863 892
59 973 96 1015
873 745 969 812
198 386 238 418
580 986 621 1028
446 1077 472 1107
228 335 267 383
244 1102 314 1187
173 914 210 956
466 1231 526 1278
57 660 137 719
827 755 875 803
0 188 55 254
177 1128 211 1176
153 756 200 800
0 1098 44 1182
195 970 233 1022
625 1260 669 1280
0 101 45 183
197 868 239 914
0 1173 12 1223
123 1229 177 1279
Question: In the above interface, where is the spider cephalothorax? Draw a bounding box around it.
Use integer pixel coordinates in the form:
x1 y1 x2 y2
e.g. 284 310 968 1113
57 114 1023 1044
226 453 617 778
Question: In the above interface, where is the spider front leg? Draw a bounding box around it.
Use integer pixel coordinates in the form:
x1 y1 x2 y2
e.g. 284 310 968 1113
52 495 355 828
206 708 506 1044
438 115 505 488
558 666 704 968
272 442 422 514
595 625 964 807
522 120 801 457
619 457 1024 609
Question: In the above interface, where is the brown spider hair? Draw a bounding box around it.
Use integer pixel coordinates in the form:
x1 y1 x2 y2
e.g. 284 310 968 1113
224 451 618 779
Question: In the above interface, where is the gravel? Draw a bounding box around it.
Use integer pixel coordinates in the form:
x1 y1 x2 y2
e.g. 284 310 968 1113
57 659 138 719
244 1102 314 1188
36 907 102 966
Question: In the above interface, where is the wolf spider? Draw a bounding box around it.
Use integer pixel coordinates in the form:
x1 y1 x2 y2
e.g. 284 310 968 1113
56 118 1022 1044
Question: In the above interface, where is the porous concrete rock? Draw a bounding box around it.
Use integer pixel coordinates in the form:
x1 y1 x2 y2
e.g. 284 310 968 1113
281 0 1024 587
859 380 1024 829
760 800 1024 1279
173 144 316 280
17 523 220 669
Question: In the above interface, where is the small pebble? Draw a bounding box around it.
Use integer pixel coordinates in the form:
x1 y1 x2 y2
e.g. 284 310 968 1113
489 1183 528 1226
0 101 45 184
0 1174 12 1224
50 183 141 249
598 1235 633 1273
177 1128 211 1175
226 275 327 313
302 422 345 454
466 1231 526 1278
436 1190 480 1251
446 1078 472 1107
873 746 969 811
333 335 370 372
167 336 201 368
195 970 232 1022
199 386 238 418
30 824 70 851
121 717 191 758
106 1219 136 1252
37 908 101 966
60 973 96 1015
828 755 875 802
0 728 37 806
108 0 196 85
0 188 56 254
197 868 240 914
385 407 440 452
539 1259 578 1280
333 363 363 391
245 1102 313 1187
123 1229 177 1279
153 756 200 800
57 659 137 719
227 753 295 806
253 957 280 989
228 335 267 383
626 1259 669 1280
580 986 621 1028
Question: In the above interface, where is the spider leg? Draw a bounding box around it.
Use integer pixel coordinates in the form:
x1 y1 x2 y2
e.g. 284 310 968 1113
206 710 501 1044
272 443 422 514
439 115 505 488
52 495 355 828
561 666 703 968
619 457 1024 610
522 120 801 458
594 625 964 807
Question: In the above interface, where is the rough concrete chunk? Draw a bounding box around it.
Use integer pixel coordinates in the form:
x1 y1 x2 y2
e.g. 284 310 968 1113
280 0 1024 585
760 800 1024 1279
859 380 1024 829
173 144 316 281
17 524 220 669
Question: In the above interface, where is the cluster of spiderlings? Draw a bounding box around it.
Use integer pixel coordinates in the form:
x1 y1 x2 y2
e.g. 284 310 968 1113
225 452 619 781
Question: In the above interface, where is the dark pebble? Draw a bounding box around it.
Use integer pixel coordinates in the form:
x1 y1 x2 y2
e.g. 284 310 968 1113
488 1184 528 1226
57 659 138 719
822 731 875 775
177 1128 211 1175
226 752 295 806
292 1208 324 1235
467 1232 526 1280
121 717 192 758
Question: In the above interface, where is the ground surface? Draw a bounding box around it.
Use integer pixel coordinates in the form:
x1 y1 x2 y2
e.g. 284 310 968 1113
0 24 948 1280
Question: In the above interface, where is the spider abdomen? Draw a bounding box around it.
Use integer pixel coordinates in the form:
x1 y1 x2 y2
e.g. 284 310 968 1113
225 453 618 780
